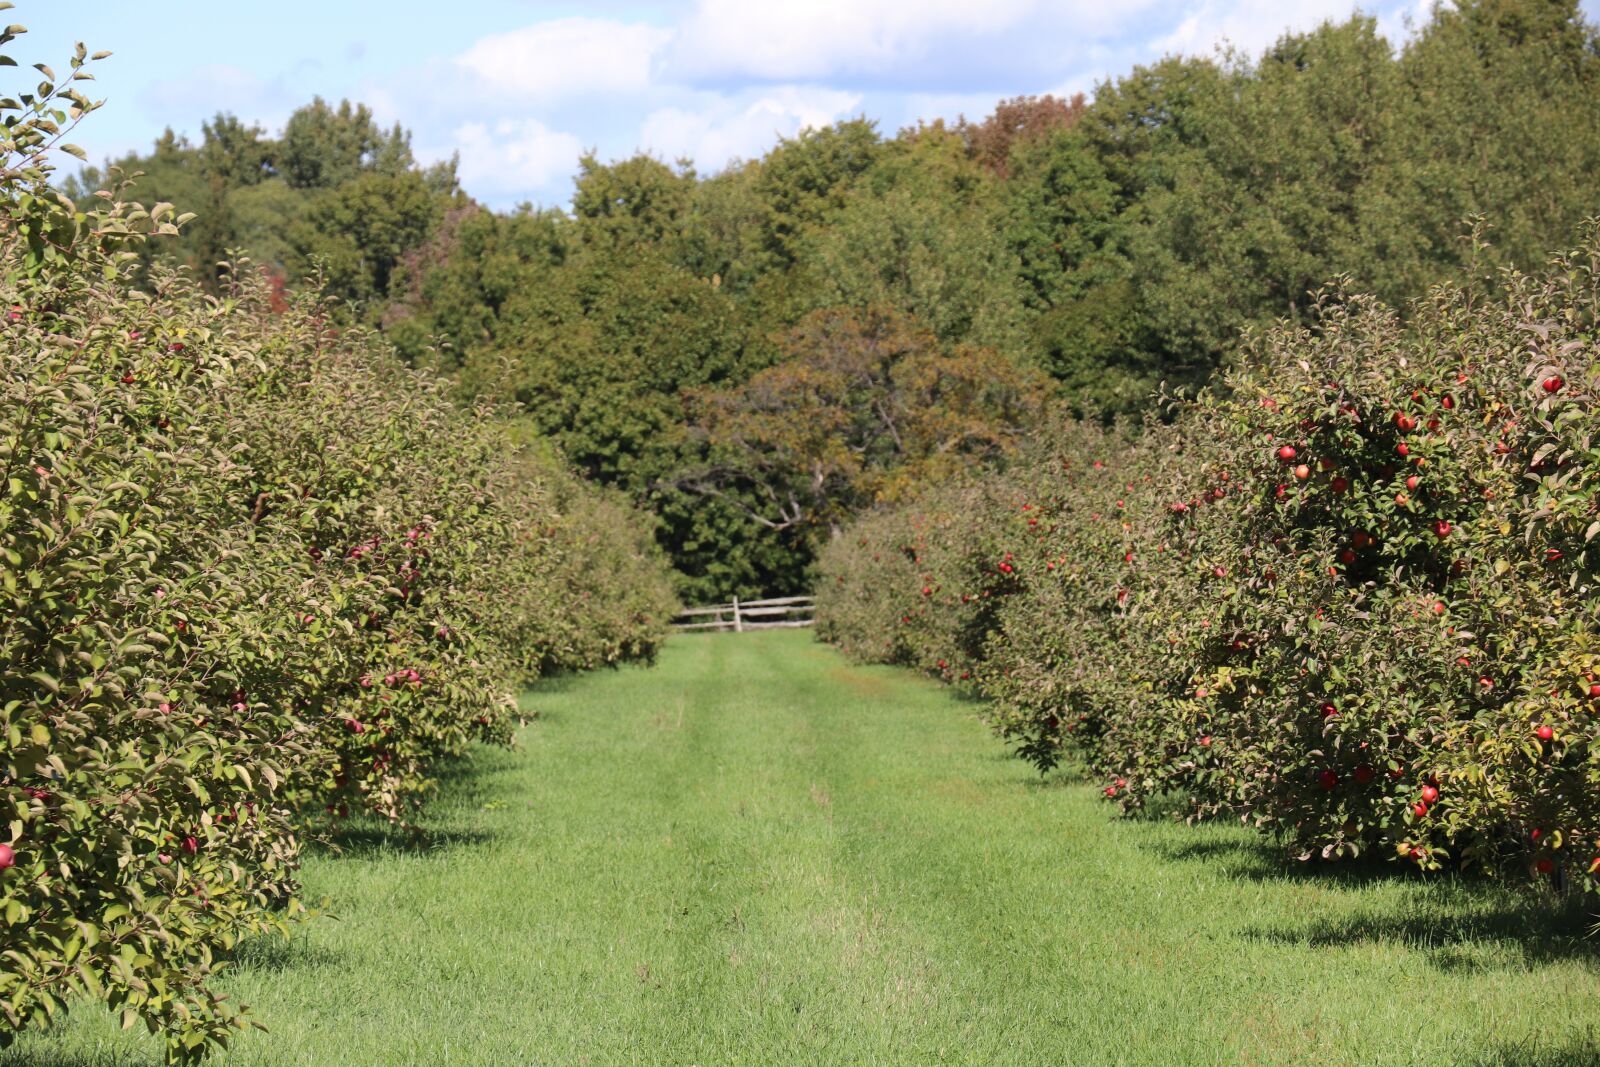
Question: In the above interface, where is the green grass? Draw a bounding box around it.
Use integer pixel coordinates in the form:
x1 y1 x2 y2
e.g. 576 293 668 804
9 630 1600 1066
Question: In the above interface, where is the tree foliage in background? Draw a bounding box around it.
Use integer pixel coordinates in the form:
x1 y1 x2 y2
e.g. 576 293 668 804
62 94 460 302
684 306 1051 539
70 0 1600 602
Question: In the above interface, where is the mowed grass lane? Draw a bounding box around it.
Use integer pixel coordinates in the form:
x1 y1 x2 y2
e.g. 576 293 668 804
9 630 1600 1066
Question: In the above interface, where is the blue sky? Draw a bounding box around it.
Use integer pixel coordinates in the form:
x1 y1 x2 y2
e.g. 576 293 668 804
24 1 1600 210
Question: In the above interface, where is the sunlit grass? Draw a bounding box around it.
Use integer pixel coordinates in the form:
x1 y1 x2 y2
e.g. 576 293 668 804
8 630 1599 1066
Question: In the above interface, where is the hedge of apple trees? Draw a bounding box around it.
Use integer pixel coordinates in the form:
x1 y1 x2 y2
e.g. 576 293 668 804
0 31 675 1063
819 225 1600 889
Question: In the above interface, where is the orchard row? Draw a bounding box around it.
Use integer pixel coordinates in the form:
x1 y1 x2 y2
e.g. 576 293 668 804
0 69 677 1063
818 228 1600 892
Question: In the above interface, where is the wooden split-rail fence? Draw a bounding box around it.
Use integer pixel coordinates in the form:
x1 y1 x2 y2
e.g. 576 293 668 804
671 595 815 633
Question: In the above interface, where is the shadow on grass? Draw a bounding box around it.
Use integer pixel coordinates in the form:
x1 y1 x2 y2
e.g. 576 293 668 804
1472 1035 1600 1066
311 820 496 859
987 754 1081 797
0 1050 158 1067
227 932 342 975
1018 773 1083 793
300 741 522 859
946 685 993 708
432 742 525 789
1005 750 1090 781
1244 897 1598 971
1151 829 1600 969
523 673 587 697
1151 834 1422 889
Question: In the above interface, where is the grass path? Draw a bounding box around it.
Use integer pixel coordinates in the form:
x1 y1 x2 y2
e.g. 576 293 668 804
9 631 1600 1066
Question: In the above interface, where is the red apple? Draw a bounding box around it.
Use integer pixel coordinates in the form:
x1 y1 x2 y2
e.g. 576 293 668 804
1331 476 1349 493
1536 858 1554 874
1434 520 1452 539
1405 475 1420 491
1421 785 1439 804
1536 724 1554 741
1542 375 1564 394
1277 445 1297 462
0 843 13 870
1318 770 1339 790
1353 764 1374 784
1413 801 1429 818
1294 464 1311 480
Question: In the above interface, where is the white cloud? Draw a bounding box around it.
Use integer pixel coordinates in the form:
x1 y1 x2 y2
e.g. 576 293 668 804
1153 0 1411 59
639 87 863 169
667 0 1079 84
457 18 673 100
451 118 585 204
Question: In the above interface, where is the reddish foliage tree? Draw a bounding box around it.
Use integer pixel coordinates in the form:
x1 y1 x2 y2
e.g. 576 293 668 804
958 94 1088 177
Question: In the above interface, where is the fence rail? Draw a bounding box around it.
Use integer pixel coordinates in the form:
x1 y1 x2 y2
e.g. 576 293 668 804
671 595 815 633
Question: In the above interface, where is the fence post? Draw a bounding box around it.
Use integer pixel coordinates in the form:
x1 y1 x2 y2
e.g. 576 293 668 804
732 596 743 633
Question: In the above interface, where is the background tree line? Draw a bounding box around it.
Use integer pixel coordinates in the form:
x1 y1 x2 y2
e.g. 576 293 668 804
70 0 1600 602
